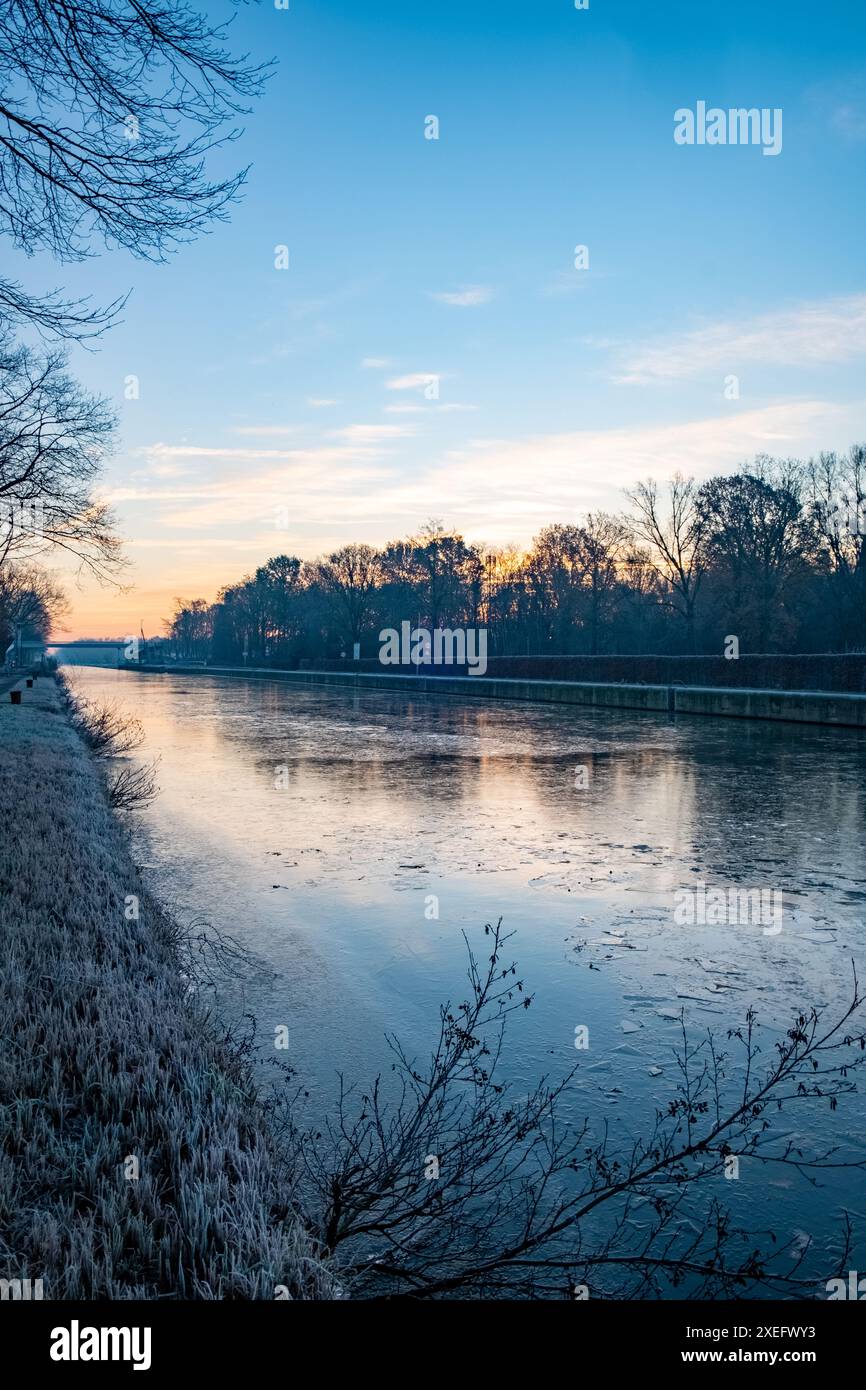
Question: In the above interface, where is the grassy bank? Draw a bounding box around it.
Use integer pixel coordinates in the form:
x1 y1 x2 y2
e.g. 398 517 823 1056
0 676 330 1299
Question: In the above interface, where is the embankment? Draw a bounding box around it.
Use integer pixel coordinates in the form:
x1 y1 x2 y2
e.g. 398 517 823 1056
310 651 866 692
124 664 866 729
0 675 329 1300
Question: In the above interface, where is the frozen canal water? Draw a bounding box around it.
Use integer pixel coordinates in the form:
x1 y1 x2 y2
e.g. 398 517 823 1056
69 666 866 1293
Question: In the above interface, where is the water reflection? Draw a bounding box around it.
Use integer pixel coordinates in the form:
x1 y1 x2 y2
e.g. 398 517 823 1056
68 667 866 1286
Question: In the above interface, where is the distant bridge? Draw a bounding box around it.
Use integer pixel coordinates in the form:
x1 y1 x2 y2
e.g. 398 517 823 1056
48 640 131 668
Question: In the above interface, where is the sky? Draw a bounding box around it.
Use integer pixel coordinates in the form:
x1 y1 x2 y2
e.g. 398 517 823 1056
17 0 866 639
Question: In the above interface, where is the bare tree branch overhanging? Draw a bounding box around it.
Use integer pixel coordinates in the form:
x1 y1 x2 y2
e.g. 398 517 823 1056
0 276 127 343
0 334 123 580
0 0 272 337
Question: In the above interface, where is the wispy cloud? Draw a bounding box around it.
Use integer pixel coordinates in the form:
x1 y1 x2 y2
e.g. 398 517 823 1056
126 400 853 541
541 271 591 298
328 423 416 442
407 401 854 538
429 285 493 307
231 425 301 438
361 356 390 369
831 103 866 139
611 295 866 384
139 444 306 461
807 74 866 141
384 403 476 415
131 459 199 480
121 449 395 531
307 398 340 408
386 371 441 392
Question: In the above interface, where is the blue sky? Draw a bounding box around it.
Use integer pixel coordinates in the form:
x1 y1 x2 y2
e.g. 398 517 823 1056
24 0 865 636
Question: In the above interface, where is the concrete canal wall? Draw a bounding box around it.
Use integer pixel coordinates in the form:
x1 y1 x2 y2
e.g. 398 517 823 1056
118 664 866 729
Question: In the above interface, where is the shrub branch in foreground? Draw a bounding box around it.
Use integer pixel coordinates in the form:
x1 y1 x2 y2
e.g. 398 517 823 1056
279 921 866 1300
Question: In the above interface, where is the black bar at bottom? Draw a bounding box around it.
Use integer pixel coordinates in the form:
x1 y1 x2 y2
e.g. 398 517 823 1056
5 1298 861 1376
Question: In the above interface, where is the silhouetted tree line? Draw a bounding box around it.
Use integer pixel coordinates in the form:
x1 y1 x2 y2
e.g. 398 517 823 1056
161 449 866 665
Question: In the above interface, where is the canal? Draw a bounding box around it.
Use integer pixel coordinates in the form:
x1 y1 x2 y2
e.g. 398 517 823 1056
67 665 866 1293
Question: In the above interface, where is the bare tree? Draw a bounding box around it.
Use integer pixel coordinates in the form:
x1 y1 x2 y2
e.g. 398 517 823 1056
479 544 526 652
406 522 484 629
526 524 590 652
617 544 665 653
625 475 707 652
803 446 866 650
279 922 866 1299
575 512 628 655
0 0 271 337
316 544 382 648
0 560 68 652
697 459 808 651
164 596 214 661
0 338 121 578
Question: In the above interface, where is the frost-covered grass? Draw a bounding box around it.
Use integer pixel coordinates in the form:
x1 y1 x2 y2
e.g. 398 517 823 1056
0 677 330 1299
